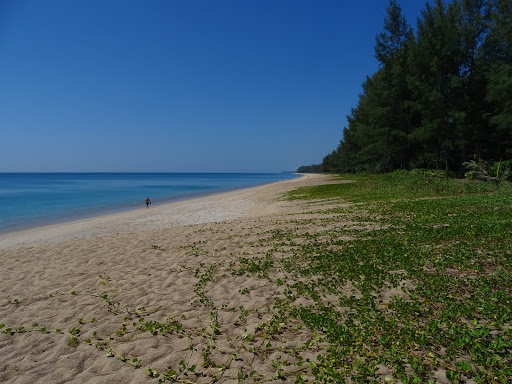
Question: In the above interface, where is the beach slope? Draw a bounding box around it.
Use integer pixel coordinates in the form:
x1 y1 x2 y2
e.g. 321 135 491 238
0 174 348 383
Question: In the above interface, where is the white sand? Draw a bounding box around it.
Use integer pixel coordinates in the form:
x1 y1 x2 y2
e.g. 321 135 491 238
0 174 351 384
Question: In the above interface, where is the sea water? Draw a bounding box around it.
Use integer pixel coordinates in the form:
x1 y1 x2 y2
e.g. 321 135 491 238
0 173 300 234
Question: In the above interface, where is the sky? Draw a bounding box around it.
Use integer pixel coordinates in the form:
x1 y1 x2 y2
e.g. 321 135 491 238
0 0 429 173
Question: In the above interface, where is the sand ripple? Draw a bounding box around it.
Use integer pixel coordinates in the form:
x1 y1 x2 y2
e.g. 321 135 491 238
0 174 352 383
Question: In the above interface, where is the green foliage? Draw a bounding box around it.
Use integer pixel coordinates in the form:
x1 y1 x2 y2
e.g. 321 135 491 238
287 171 500 202
283 174 512 382
297 164 323 173
299 0 512 175
464 159 512 182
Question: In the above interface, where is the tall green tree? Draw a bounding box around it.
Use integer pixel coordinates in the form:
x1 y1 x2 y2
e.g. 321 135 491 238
321 0 415 173
453 0 491 172
338 72 398 173
483 0 512 158
407 0 463 171
375 0 412 64
374 0 415 170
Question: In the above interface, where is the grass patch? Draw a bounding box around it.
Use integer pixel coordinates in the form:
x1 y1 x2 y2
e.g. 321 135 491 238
282 172 512 383
287 170 502 202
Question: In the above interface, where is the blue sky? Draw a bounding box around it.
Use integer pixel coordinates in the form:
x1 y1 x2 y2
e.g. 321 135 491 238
0 0 428 172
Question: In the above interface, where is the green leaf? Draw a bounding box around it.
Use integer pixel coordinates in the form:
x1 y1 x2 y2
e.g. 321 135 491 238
146 368 159 377
455 361 472 372
166 369 177 377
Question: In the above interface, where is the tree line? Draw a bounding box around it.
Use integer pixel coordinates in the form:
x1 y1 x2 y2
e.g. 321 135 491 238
299 0 511 177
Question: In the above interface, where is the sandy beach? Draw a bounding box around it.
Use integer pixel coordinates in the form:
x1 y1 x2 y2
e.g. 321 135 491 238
0 174 349 383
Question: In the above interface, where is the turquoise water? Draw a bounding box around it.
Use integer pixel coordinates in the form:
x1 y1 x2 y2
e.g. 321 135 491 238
0 173 299 234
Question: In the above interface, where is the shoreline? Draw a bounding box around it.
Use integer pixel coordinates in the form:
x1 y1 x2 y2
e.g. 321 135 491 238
0 173 349 384
0 173 301 237
0 173 308 250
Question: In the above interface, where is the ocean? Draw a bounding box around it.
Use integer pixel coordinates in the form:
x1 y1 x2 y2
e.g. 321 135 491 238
0 173 300 234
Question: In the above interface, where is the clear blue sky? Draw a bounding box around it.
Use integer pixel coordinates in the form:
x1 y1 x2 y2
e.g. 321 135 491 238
0 0 428 172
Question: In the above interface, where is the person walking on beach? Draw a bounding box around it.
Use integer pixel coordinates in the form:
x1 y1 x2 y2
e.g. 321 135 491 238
145 197 151 208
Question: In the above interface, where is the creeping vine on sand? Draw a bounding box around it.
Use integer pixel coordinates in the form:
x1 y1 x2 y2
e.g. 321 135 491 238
2 173 512 383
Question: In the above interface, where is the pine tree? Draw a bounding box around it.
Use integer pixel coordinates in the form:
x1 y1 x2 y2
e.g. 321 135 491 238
407 0 463 171
374 0 415 170
453 0 491 173
483 0 512 159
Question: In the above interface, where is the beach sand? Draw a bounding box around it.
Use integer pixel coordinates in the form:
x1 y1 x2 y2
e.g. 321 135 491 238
0 174 350 383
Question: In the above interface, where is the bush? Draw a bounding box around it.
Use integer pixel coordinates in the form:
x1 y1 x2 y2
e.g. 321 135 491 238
464 159 511 183
490 160 512 181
